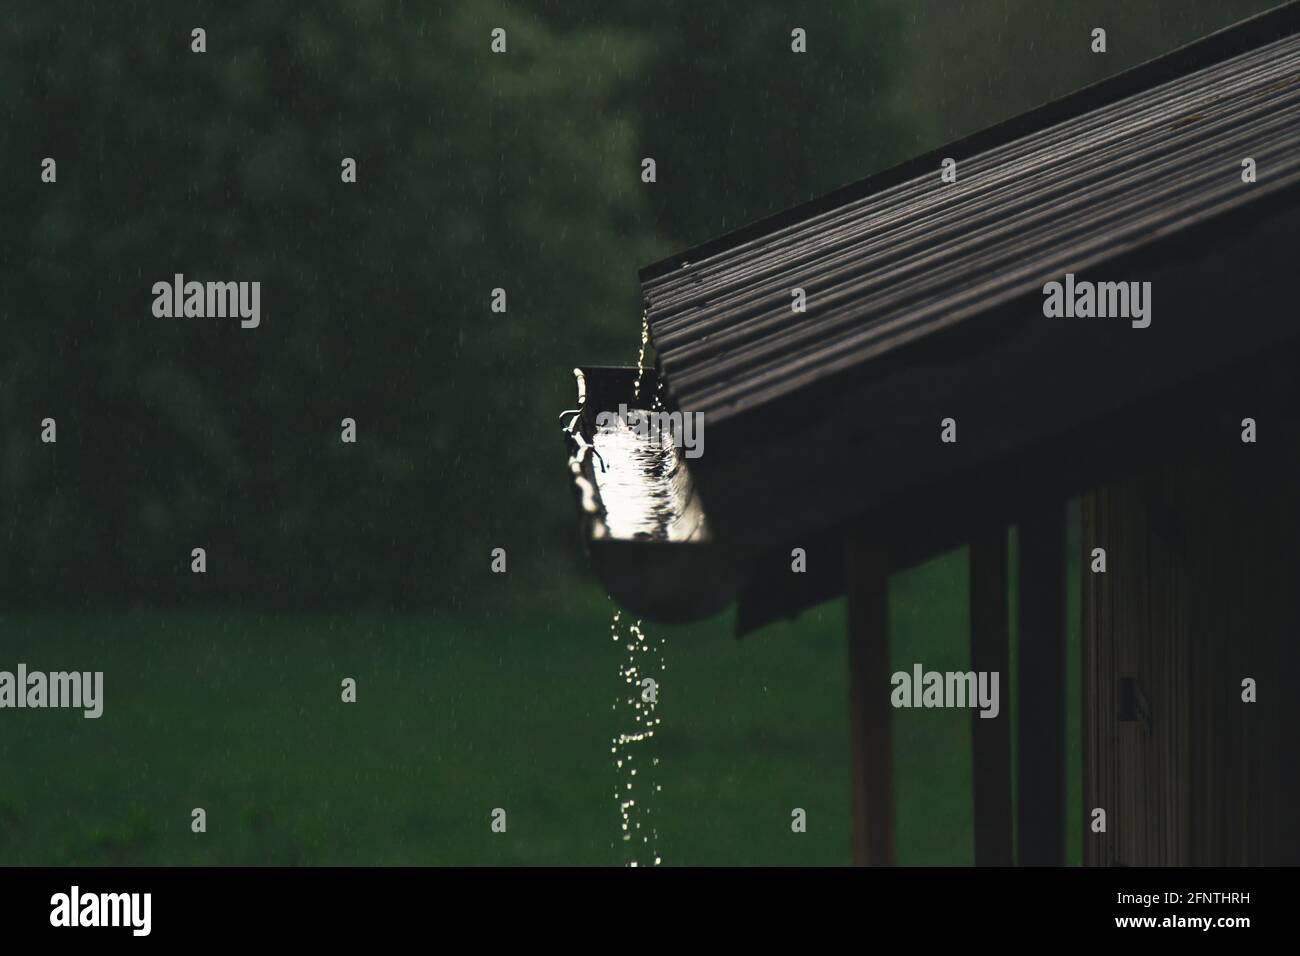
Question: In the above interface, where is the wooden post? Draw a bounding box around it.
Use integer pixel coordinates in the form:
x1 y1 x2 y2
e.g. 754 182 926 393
1017 506 1067 865
969 530 1013 866
846 527 895 866
1081 491 1101 867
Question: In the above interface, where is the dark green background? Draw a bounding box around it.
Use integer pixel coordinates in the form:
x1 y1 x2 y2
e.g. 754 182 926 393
0 0 1277 864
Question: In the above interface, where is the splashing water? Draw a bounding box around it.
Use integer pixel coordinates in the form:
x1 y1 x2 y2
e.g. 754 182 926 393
610 606 664 866
633 303 650 401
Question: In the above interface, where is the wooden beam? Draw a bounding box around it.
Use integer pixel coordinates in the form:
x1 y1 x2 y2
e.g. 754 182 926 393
846 527 895 866
970 530 1013 866
1017 506 1068 865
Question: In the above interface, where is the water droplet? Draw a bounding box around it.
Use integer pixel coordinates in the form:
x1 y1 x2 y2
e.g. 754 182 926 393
633 304 650 399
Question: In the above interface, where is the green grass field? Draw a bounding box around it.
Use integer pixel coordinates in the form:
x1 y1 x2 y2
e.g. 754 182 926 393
0 545 1079 866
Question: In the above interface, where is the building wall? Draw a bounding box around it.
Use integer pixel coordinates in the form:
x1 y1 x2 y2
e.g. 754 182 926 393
1082 454 1300 865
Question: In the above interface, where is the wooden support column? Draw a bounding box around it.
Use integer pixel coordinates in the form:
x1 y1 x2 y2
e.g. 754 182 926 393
1017 506 1068 865
846 527 895 866
969 530 1013 866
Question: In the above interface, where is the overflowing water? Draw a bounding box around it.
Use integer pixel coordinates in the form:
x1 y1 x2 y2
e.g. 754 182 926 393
610 607 664 866
590 367 710 544
591 415 705 542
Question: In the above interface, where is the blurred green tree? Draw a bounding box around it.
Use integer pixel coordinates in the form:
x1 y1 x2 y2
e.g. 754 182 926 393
0 1 663 607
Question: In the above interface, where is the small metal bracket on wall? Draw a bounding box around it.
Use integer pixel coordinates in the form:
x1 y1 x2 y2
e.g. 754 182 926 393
1119 677 1153 735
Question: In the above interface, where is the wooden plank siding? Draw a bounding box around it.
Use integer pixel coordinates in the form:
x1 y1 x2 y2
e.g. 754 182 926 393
1082 455 1300 865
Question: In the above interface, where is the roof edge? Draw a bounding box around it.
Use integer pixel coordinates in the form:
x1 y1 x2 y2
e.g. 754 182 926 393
638 1 1300 285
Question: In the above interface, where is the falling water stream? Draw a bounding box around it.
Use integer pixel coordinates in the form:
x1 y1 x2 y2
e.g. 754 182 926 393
609 311 666 866
610 607 663 866
633 302 650 400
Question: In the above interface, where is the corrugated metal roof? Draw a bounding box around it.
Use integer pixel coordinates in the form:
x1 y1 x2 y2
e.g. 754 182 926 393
578 3 1300 629
643 13 1300 424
